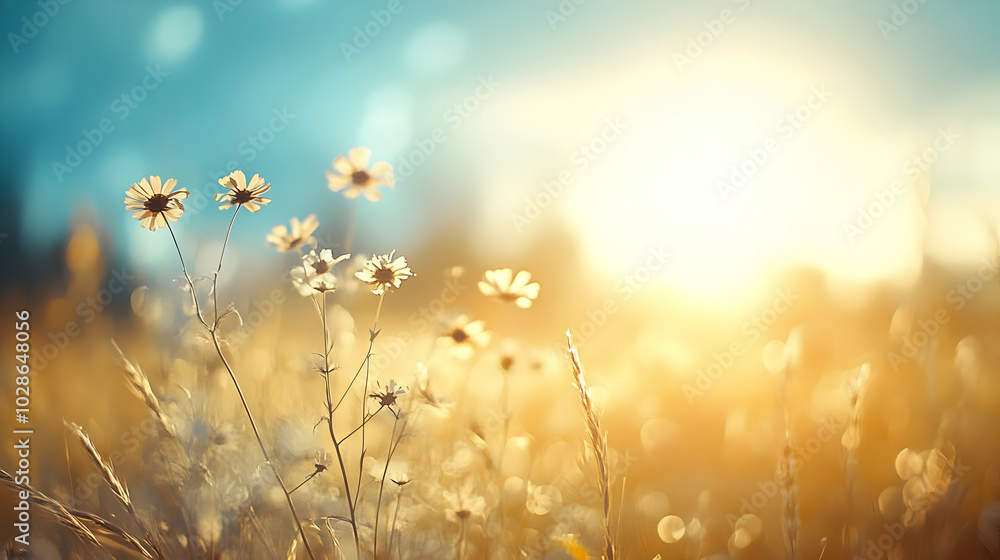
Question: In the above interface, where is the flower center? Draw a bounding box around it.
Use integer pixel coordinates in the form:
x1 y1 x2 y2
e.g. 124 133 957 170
144 194 171 213
352 170 371 186
450 329 469 343
374 267 395 284
311 260 331 274
233 190 254 204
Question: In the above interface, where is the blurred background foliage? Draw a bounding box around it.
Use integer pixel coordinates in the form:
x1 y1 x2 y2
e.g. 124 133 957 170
2 1 1000 558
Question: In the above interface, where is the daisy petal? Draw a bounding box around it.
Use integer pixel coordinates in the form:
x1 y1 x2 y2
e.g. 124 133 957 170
348 146 372 170
511 270 532 291
332 155 354 175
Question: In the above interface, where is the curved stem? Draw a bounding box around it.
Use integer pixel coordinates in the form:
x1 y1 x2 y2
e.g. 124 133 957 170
373 414 400 560
165 221 207 328
211 332 316 560
495 371 510 548
357 292 385 511
332 344 373 414
213 206 240 327
321 292 362 557
337 406 384 446
388 488 403 559
167 212 313 558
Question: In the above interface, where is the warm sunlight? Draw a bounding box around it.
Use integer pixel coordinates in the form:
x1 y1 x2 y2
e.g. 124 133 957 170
3 3 999 560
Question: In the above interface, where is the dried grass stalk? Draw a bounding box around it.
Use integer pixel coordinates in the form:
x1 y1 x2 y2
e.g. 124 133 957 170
64 421 166 560
779 429 799 560
566 331 615 560
111 339 175 437
0 468 154 559
842 362 871 555
64 421 134 516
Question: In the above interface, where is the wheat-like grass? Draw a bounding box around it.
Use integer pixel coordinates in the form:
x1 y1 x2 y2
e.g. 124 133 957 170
110 339 175 438
779 428 799 560
842 362 871 555
566 331 615 560
1 468 156 559
64 421 166 560
64 421 134 516
777 355 799 560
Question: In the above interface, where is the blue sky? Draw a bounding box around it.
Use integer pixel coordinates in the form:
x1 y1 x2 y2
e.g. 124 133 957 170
2 0 999 293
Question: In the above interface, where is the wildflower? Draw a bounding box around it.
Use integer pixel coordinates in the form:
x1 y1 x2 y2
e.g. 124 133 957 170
266 215 319 252
124 176 189 231
439 315 491 359
291 249 351 296
355 251 414 295
478 268 540 308
525 483 563 515
215 170 271 212
368 458 410 486
444 485 488 522
326 146 395 201
369 380 407 414
392 475 410 487
500 354 514 372
314 451 332 473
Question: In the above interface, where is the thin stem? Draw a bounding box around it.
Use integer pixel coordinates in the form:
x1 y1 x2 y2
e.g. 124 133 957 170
290 468 323 494
373 414 400 560
164 221 207 327
456 518 467 560
495 371 510 549
321 292 362 557
331 344 374 414
373 291 386 330
211 332 316 560
357 292 385 511
337 406 384 446
213 206 240 327
388 488 404 559
166 218 313 559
